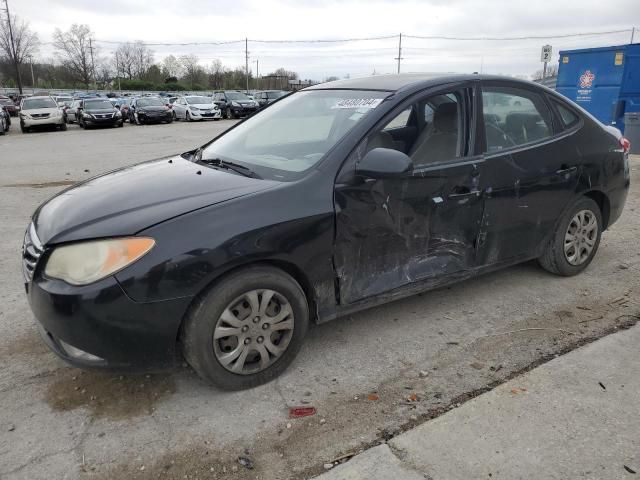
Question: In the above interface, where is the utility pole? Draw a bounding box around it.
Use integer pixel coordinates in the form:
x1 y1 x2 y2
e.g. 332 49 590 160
89 37 96 91
631 27 636 44
29 55 35 90
2 0 23 94
255 59 259 89
245 37 249 93
394 33 403 74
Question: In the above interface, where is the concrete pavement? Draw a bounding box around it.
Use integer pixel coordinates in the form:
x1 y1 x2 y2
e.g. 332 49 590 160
316 323 640 480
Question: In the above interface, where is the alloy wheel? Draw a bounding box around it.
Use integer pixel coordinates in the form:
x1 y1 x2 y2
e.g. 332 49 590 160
213 289 294 375
564 209 598 265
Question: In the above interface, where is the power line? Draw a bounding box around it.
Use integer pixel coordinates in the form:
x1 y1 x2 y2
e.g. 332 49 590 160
40 28 632 47
404 28 631 41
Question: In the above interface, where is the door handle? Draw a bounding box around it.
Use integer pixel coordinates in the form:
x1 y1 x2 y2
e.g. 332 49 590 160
448 186 481 199
556 166 577 175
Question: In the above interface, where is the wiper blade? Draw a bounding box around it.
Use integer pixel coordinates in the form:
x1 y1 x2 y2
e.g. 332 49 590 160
199 158 262 179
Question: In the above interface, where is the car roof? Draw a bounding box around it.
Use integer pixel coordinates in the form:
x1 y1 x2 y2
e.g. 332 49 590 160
305 73 537 92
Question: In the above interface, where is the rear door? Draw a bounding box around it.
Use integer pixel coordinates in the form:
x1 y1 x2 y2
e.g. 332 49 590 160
334 83 486 304
477 81 581 264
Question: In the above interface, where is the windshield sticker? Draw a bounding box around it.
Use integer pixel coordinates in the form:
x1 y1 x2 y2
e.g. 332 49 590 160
333 98 383 109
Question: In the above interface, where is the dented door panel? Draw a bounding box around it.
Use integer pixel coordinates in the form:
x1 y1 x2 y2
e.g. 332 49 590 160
334 160 484 304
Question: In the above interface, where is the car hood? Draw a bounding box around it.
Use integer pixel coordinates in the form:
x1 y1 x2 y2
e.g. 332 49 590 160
24 107 59 115
137 106 168 112
85 108 116 114
191 103 216 109
33 155 278 245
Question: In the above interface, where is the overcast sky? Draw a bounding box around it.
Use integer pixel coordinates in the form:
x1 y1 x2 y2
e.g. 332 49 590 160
11 0 639 80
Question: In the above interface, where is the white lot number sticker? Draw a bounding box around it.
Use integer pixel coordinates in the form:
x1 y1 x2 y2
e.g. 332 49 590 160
333 98 383 109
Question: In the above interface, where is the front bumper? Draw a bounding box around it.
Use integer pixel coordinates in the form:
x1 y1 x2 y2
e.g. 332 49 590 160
231 105 258 117
82 115 122 127
137 111 172 123
190 109 222 120
22 115 64 127
26 273 192 370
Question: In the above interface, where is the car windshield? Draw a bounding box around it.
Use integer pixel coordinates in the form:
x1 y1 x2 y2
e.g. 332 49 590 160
187 97 211 104
85 100 113 109
225 92 250 101
270 91 287 98
22 98 57 109
137 98 164 107
201 89 388 180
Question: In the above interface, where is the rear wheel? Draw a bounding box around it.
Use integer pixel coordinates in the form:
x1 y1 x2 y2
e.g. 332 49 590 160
181 265 309 390
59 122 67 131
538 197 602 276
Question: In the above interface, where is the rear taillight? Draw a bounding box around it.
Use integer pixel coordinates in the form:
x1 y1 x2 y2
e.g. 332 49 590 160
620 137 631 154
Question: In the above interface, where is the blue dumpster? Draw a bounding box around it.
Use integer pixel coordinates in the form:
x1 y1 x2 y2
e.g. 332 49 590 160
556 43 640 133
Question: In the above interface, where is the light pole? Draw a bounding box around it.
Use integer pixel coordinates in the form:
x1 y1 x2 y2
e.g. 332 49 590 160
29 55 35 91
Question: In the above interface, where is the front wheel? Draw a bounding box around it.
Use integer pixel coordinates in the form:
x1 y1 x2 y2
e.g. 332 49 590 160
181 266 309 390
59 122 67 131
538 197 602 276
226 107 233 119
20 121 28 133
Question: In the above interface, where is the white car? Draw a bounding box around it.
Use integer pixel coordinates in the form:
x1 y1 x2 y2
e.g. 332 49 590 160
172 95 222 121
19 96 66 133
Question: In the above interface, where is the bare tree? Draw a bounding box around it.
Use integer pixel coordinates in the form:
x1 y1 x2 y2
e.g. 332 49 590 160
207 59 224 89
113 42 135 79
0 13 39 93
53 24 95 88
180 54 202 88
161 54 182 79
131 41 153 78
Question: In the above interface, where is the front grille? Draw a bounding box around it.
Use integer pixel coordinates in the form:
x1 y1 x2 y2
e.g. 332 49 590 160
32 113 50 119
22 223 43 282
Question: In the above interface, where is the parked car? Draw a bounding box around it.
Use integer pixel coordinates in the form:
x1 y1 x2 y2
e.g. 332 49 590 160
22 74 630 389
0 105 10 134
172 95 222 121
19 96 66 133
128 97 173 124
112 98 131 122
77 98 124 129
54 96 74 108
213 91 259 119
64 100 82 124
254 90 288 109
0 97 19 116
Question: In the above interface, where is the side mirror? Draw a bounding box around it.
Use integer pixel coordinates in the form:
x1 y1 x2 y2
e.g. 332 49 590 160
356 148 413 179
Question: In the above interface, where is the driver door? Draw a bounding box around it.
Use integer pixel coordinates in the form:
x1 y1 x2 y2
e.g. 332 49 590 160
333 84 486 304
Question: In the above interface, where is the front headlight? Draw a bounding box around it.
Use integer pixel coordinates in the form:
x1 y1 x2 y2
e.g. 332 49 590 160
44 237 155 286
190 106 200 111
82 113 92 119
115 111 122 117
231 101 240 107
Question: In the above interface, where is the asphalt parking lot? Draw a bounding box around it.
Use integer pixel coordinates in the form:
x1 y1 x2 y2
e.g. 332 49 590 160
1 120 639 480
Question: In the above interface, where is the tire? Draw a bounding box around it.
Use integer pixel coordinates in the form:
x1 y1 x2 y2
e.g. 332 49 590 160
20 121 28 133
186 111 192 122
226 107 233 119
538 197 602 276
59 122 67 131
166 116 173 124
0 118 5 135
118 120 123 127
172 111 178 121
181 265 309 390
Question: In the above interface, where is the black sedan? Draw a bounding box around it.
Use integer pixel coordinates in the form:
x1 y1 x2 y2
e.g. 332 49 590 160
23 74 630 390
78 99 124 129
129 97 173 124
213 91 259 119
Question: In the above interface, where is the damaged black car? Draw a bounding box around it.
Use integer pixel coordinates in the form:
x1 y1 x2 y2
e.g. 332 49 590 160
24 74 630 390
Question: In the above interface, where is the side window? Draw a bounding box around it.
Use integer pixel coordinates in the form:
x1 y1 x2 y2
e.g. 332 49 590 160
383 107 412 131
410 93 462 166
554 101 579 128
482 87 552 153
